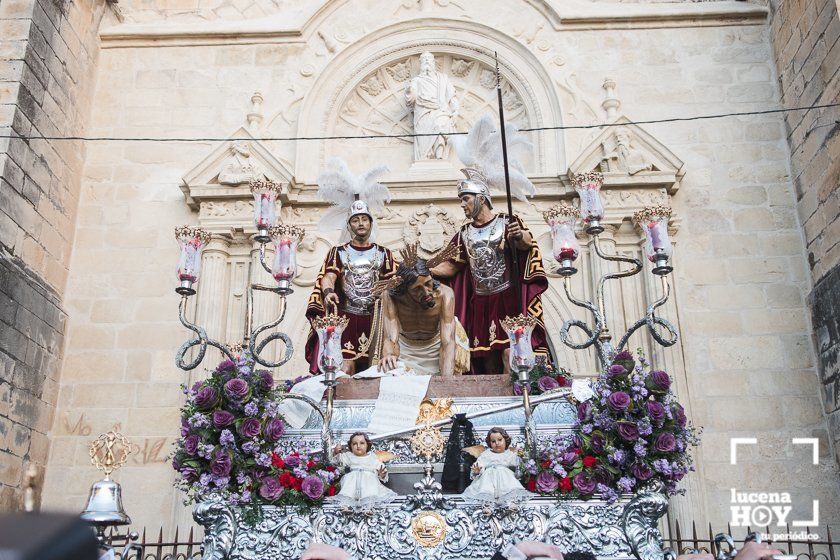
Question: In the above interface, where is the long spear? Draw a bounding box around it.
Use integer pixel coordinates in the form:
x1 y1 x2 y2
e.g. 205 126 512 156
494 52 523 316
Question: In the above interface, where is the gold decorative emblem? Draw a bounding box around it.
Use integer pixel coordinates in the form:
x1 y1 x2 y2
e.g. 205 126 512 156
343 341 354 350
409 425 445 461
489 322 497 342
416 398 454 424
473 336 479 347
411 510 447 547
89 431 132 477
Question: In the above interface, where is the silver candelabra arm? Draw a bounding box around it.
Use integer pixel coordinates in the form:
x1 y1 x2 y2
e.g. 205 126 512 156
175 296 235 370
559 276 605 350
615 275 678 352
592 234 644 321
247 285 294 368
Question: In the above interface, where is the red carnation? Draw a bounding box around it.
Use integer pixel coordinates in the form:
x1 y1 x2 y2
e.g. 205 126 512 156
526 478 537 492
560 477 573 493
292 477 303 491
326 465 336 472
582 456 598 468
278 471 294 488
541 460 551 469
271 453 285 469
327 485 337 497
307 460 317 469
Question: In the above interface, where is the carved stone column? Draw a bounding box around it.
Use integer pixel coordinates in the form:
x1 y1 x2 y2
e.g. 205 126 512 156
195 236 231 367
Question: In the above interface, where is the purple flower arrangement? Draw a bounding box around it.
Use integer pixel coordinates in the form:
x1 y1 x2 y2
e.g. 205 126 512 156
512 356 571 396
172 355 335 508
522 350 700 502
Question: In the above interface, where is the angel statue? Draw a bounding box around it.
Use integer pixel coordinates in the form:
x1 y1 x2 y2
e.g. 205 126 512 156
330 431 397 508
462 427 531 505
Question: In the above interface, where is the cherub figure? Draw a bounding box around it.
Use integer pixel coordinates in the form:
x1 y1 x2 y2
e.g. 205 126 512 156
331 432 397 507
461 427 531 504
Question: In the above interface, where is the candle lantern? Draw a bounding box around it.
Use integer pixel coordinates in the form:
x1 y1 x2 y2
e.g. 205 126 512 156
313 314 349 385
634 206 673 275
250 179 281 243
543 205 580 277
174 226 211 296
501 315 537 382
269 225 305 295
572 171 605 234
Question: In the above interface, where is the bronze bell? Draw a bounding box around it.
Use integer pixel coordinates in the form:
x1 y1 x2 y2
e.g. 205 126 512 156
80 477 131 527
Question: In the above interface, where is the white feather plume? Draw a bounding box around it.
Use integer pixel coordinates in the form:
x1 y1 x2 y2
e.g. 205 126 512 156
452 113 536 202
316 157 391 235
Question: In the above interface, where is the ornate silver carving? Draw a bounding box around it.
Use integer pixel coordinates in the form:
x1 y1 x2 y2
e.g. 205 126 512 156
194 491 667 560
338 245 385 314
464 216 511 295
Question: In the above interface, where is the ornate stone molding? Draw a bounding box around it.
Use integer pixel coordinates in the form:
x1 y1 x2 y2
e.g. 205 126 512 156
402 204 458 256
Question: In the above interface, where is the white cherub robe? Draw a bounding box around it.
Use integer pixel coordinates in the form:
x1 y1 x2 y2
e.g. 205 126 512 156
462 448 531 504
332 451 397 507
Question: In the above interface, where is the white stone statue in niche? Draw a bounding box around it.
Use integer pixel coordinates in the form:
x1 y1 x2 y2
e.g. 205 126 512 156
218 141 263 185
404 52 459 161
601 127 654 176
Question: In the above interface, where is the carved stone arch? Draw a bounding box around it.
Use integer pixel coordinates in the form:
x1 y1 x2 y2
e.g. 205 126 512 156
291 18 565 184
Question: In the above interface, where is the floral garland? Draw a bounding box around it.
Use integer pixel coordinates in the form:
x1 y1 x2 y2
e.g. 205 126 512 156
171 355 338 508
512 356 572 396
522 350 700 502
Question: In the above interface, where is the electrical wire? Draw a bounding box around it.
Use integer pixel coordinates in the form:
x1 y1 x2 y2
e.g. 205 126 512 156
0 102 838 143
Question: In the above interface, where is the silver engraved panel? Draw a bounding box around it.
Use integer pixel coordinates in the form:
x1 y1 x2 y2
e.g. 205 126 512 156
339 245 383 314
464 216 510 295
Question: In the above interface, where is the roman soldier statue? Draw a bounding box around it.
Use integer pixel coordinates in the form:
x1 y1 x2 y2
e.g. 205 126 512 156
430 114 549 375
305 158 396 375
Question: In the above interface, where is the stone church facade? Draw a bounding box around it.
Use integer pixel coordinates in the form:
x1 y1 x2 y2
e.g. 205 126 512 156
1 0 839 532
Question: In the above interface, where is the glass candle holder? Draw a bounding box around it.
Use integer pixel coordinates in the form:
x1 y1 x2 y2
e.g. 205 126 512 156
269 225 305 295
249 179 281 243
174 226 211 296
543 205 580 277
634 206 674 276
312 314 349 384
501 315 537 382
572 171 605 233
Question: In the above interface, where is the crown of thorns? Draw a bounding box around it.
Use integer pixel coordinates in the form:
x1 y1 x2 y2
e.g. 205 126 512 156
372 243 458 296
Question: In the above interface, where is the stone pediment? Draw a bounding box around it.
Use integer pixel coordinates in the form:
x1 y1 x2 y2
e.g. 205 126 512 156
567 116 684 193
180 127 295 211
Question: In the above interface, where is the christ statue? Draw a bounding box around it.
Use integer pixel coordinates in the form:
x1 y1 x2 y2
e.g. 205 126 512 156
374 244 469 376
404 52 459 161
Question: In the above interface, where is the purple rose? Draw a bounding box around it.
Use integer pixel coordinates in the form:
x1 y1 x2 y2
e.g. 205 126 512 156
259 370 274 391
301 475 325 500
536 471 559 493
613 351 633 361
607 391 631 412
224 378 251 401
213 410 235 428
211 451 232 477
671 403 687 429
194 386 219 411
572 472 597 494
647 370 671 393
284 454 301 468
216 359 236 372
180 466 199 483
264 418 286 442
590 433 604 454
512 382 524 396
631 462 653 481
537 376 559 392
561 451 579 465
259 476 284 501
592 467 612 488
184 434 200 456
577 401 592 422
617 421 640 442
607 364 626 377
645 401 666 423
239 418 261 438
655 432 676 453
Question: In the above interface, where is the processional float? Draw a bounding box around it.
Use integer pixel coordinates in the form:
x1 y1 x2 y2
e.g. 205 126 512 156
162 69 682 560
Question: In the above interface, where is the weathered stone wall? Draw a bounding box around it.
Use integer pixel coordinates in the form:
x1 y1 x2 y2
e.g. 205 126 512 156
0 0 106 510
765 0 840 468
34 0 840 533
